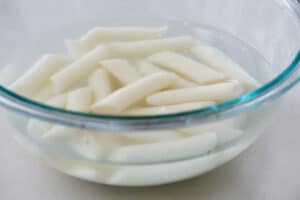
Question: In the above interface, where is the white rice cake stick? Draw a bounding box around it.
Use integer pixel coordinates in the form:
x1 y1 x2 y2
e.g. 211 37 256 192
147 80 244 105
138 61 197 88
92 72 177 114
181 126 244 146
67 87 93 112
100 59 141 85
88 68 112 101
27 120 52 139
46 155 117 182
68 27 167 58
70 131 128 160
179 118 241 135
122 130 182 143
148 51 226 84
45 93 68 107
126 101 214 115
70 132 105 160
108 132 216 163
191 45 260 90
27 93 67 138
9 54 69 96
33 84 55 102
107 151 221 186
108 36 196 57
138 60 164 75
51 46 111 93
43 125 82 142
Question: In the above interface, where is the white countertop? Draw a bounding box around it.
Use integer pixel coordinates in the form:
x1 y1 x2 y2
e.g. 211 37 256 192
1 86 300 200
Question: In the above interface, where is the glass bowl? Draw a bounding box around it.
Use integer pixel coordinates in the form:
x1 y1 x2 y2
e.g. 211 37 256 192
0 0 299 186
